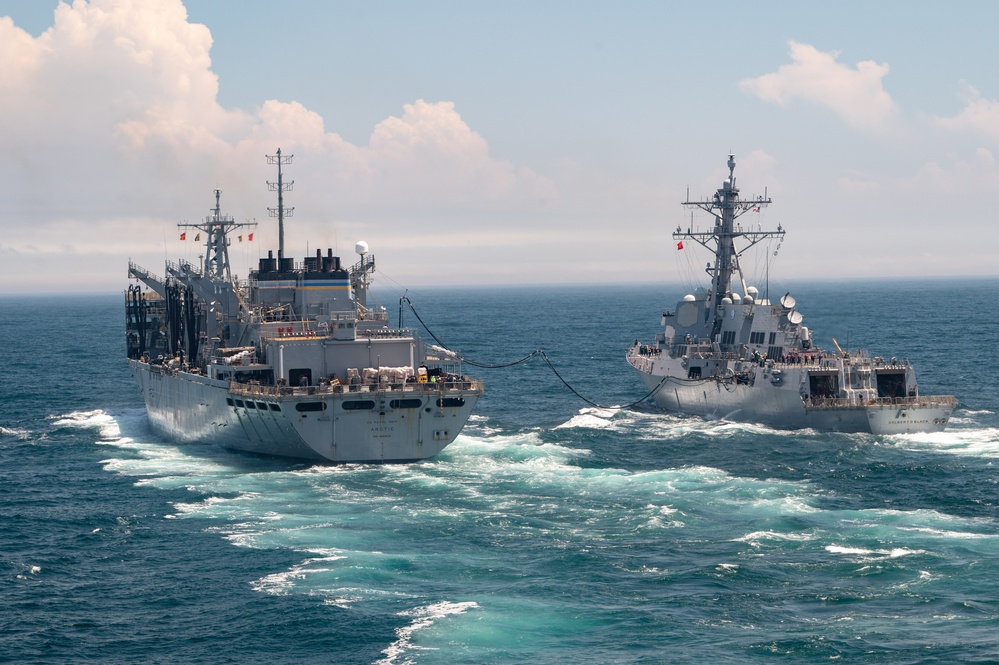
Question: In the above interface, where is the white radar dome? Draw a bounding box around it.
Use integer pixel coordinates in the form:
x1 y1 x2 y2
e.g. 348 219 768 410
683 294 696 302
746 286 759 298
355 241 369 255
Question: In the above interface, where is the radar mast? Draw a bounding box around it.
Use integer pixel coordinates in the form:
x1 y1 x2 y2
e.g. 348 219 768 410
177 189 257 282
676 154 781 338
266 148 295 259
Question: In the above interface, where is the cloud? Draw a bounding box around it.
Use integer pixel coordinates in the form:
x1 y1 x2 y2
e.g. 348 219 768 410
2 3 986 293
934 83 999 145
908 147 999 194
368 100 549 202
837 173 882 196
740 41 898 133
0 1 553 237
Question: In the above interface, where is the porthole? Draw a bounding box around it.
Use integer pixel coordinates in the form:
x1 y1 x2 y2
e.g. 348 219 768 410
436 397 466 408
342 400 376 411
390 399 423 409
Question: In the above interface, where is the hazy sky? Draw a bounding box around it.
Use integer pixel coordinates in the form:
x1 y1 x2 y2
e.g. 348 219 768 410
1 0 997 294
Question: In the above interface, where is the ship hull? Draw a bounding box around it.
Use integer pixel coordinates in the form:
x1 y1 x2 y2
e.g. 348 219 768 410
129 360 481 462
633 367 956 435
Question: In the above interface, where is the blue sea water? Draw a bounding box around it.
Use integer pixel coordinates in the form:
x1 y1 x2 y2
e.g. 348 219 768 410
2 277 999 664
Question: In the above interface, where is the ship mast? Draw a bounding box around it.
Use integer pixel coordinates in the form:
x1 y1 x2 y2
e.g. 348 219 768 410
675 154 781 338
177 189 257 281
266 148 295 259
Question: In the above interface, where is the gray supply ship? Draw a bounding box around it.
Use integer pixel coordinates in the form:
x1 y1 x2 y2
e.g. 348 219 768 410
627 155 956 434
126 150 483 462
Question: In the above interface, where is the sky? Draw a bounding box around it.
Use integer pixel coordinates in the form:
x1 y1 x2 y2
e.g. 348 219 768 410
1 0 997 294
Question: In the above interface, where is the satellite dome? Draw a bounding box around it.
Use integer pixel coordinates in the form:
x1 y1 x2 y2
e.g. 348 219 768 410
355 241 369 255
746 286 759 298
683 294 696 302
731 293 742 304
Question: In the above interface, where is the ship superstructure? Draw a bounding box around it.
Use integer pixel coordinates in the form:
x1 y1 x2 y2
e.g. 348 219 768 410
626 155 956 434
126 150 483 462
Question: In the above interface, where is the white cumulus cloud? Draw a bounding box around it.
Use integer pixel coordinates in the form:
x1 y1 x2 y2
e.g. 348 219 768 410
740 41 898 133
0 0 556 291
934 83 999 146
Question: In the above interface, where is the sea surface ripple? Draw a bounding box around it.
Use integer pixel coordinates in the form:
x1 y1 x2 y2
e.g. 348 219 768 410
2 278 998 663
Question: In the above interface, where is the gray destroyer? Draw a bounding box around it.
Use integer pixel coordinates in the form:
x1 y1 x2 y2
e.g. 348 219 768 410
126 150 483 462
627 155 956 434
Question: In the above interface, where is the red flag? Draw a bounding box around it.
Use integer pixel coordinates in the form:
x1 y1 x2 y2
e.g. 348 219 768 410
248 233 254 241
752 206 760 212
677 241 684 250
180 232 186 240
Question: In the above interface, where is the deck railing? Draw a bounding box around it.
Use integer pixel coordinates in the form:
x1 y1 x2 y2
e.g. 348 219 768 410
804 395 958 410
228 378 484 398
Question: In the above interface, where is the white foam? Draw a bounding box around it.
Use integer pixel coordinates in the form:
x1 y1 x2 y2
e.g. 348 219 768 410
13 560 41 579
438 433 590 470
616 564 666 575
634 413 808 442
250 551 346 596
915 570 937 585
736 530 819 544
825 545 926 559
103 452 232 485
635 503 684 530
172 493 255 517
0 426 31 440
898 526 996 540
826 545 873 556
376 600 479 665
554 406 622 430
649 503 678 516
554 413 614 430
49 409 124 441
887 427 999 457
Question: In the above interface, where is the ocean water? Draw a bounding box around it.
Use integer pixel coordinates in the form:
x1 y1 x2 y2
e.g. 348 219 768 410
2 277 999 664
